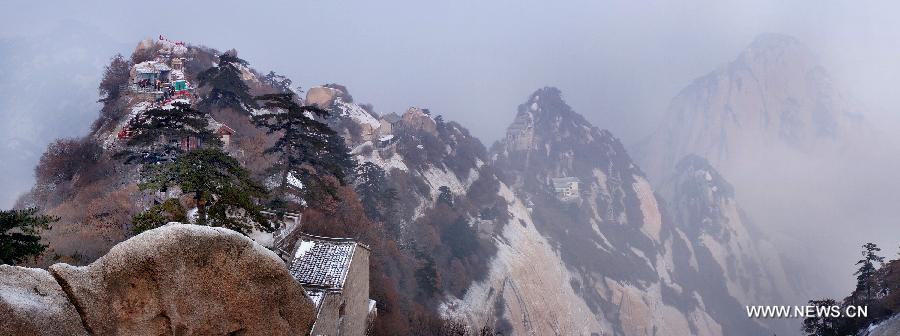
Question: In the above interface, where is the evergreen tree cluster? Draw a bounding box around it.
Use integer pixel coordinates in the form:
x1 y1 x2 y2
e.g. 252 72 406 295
197 50 259 114
253 93 355 207
354 162 399 224
122 71 354 235
0 208 58 265
118 102 220 164
802 242 900 335
137 148 272 235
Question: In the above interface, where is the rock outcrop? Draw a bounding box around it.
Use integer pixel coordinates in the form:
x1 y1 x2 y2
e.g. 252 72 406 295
0 266 89 336
660 155 804 335
1 223 316 336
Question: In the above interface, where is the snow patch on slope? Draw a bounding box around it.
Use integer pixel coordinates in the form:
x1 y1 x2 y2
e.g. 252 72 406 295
352 141 409 173
334 96 381 129
632 175 662 241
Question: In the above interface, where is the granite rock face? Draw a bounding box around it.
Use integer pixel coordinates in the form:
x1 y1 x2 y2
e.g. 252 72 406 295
0 265 89 336
2 223 316 336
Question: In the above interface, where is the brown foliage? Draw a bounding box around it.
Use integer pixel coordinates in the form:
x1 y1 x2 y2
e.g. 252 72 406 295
98 54 131 103
31 138 113 207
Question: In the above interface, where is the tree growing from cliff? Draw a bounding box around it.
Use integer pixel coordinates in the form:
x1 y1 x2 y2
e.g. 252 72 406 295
354 162 398 223
197 50 258 114
437 186 453 207
855 242 885 303
138 148 272 235
253 93 354 207
801 298 845 336
131 198 187 234
98 53 131 103
118 102 220 163
262 71 295 94
0 208 58 265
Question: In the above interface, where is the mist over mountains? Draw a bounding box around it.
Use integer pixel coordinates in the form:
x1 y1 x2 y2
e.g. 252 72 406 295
0 22 130 207
639 33 900 296
3 3 900 334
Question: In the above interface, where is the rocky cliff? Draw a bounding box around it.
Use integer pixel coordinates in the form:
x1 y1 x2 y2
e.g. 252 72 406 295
480 87 764 335
659 155 806 335
326 85 796 335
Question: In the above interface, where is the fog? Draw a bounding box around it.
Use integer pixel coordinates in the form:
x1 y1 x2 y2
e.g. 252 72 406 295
3 0 900 297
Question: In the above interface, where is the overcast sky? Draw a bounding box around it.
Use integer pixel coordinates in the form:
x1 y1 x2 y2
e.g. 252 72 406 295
6 1 900 145
3 0 900 296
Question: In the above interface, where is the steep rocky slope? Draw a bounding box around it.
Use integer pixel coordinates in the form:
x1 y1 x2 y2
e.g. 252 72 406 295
483 87 756 335
307 85 497 234
328 85 795 335
659 155 806 335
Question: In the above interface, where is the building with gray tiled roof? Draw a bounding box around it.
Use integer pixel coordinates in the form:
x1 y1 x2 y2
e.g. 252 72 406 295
289 234 374 336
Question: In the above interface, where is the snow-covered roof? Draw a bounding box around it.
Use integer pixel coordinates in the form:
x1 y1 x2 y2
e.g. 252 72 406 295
368 299 377 314
551 177 579 189
289 235 360 290
378 134 394 142
134 61 172 74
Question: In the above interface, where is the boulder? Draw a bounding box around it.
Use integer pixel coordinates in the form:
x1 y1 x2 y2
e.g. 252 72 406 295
401 107 438 134
305 86 337 107
0 265 89 336
48 223 316 336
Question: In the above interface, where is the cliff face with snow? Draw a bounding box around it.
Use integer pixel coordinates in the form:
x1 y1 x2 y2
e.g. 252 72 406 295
305 86 493 235
326 84 796 335
638 33 864 183
480 87 768 335
659 155 806 335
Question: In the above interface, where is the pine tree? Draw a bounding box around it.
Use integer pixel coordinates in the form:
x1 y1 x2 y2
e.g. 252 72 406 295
253 93 355 207
0 208 58 265
854 242 885 302
262 71 294 94
197 50 258 114
117 102 220 164
138 148 272 235
415 249 440 299
437 186 453 207
131 198 187 234
355 162 399 223
802 298 844 336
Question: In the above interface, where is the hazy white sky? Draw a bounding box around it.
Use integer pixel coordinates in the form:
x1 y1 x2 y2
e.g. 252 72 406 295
5 0 900 145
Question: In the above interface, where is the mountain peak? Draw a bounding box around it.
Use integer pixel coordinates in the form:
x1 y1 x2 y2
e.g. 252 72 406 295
638 34 860 182
520 87 580 120
746 33 803 51
734 33 817 72
529 86 563 104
